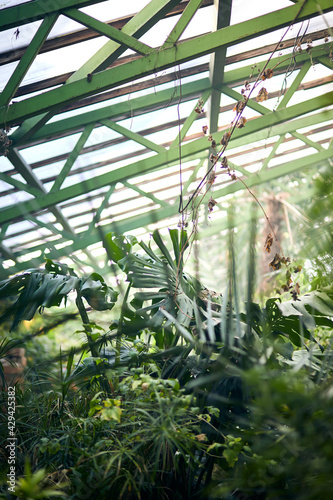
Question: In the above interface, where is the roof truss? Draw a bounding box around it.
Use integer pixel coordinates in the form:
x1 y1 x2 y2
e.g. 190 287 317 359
0 0 332 278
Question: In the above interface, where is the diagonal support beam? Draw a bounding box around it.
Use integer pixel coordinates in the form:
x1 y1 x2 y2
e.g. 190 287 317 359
0 171 43 197
64 9 153 55
2 147 330 278
1 91 331 226
2 0 331 128
276 60 312 109
6 148 46 191
0 14 58 108
50 123 95 193
5 0 182 145
182 158 206 196
6 149 75 235
100 119 165 153
88 185 116 232
208 0 232 134
261 135 285 171
291 131 325 151
0 244 18 262
122 180 169 207
66 0 182 83
26 214 75 241
162 0 204 47
0 0 103 31
170 89 211 148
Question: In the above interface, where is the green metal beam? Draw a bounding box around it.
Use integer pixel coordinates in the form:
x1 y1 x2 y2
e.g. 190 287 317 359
170 89 211 148
0 171 43 197
0 223 9 245
11 77 209 147
212 147 333 201
7 0 182 145
261 135 285 171
2 0 330 127
318 56 333 70
182 158 206 196
1 91 332 226
6 148 46 192
65 9 153 55
100 119 165 153
0 244 18 262
66 0 182 83
122 180 169 208
11 44 324 147
208 0 232 134
276 61 312 110
0 0 105 31
25 214 75 241
1 147 329 278
88 185 116 232
291 131 324 151
0 14 58 108
162 0 204 47
6 149 76 235
50 123 95 193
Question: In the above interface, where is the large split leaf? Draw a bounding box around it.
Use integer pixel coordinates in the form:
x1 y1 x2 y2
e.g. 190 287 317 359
0 262 118 330
241 288 333 348
104 229 205 330
277 288 333 331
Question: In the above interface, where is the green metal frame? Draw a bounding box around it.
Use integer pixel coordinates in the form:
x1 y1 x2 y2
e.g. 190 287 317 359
0 0 332 278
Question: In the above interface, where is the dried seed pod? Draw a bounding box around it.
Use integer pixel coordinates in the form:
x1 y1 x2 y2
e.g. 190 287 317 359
208 196 217 213
269 253 282 270
195 98 205 114
207 171 217 185
233 100 246 113
256 87 268 102
264 233 273 253
290 282 301 301
202 125 208 134
261 68 274 80
220 132 231 146
209 153 218 163
237 117 247 128
221 156 228 169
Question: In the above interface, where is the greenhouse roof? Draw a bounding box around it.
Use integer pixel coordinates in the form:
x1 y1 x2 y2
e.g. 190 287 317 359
0 0 332 279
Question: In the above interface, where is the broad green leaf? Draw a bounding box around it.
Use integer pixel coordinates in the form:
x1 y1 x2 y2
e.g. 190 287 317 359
103 232 136 264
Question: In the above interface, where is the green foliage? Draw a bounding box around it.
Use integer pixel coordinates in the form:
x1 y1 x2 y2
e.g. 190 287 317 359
9 460 66 499
0 260 118 331
0 230 332 499
105 229 205 332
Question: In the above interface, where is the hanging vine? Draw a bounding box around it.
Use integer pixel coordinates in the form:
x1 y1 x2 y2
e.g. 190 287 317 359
174 0 329 300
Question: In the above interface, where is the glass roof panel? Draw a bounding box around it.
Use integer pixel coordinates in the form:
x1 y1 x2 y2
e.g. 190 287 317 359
0 0 332 278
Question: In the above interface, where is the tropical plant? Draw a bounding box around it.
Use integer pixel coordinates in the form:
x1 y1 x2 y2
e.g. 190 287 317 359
0 229 332 499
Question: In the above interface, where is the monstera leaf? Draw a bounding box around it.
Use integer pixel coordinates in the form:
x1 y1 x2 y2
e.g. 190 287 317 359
241 287 333 348
0 259 118 330
277 287 333 331
104 229 206 330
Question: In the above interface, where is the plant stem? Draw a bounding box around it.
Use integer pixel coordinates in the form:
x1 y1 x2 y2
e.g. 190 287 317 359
114 281 132 391
75 284 111 395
